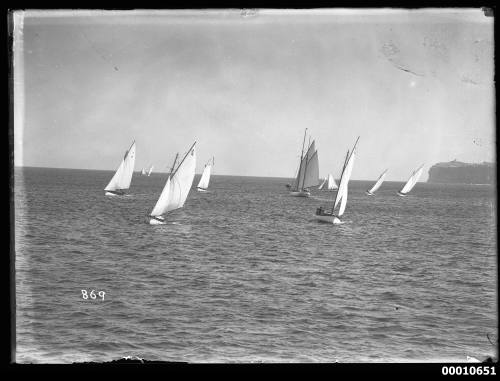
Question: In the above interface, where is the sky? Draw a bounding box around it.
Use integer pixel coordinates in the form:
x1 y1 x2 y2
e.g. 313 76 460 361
13 9 495 181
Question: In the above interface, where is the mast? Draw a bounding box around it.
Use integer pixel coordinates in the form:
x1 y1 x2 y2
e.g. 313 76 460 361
294 128 307 191
169 153 179 175
171 141 197 178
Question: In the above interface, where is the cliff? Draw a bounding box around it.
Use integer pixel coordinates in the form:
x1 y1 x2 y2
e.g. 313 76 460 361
427 160 495 184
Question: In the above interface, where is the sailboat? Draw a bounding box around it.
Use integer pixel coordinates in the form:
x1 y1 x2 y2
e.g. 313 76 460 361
315 137 359 224
290 128 319 197
366 169 388 196
318 177 327 190
141 168 147 175
104 140 136 196
147 165 154 176
397 164 424 196
197 157 214 192
149 142 197 225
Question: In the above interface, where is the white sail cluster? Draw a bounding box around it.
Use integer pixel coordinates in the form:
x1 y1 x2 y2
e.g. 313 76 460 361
399 165 424 195
104 141 136 193
150 144 197 219
318 174 338 190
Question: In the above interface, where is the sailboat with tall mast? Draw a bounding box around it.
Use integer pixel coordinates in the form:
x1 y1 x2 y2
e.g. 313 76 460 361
149 142 196 225
397 164 424 196
197 157 214 192
104 140 136 196
290 128 319 197
315 137 359 224
366 169 388 196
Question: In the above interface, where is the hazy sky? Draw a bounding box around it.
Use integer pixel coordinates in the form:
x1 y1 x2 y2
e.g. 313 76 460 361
13 9 495 181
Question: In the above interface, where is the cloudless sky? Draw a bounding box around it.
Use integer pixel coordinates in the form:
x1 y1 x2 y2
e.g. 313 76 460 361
13 9 495 181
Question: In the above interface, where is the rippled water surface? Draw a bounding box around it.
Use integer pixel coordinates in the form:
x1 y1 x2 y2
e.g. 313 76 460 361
14 167 497 363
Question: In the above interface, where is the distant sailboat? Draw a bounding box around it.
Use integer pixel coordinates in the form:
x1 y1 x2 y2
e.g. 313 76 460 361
397 164 424 196
366 169 388 196
290 128 319 197
197 157 214 192
149 142 196 225
318 174 338 190
147 165 154 176
315 137 359 224
141 168 147 175
318 177 327 190
104 140 136 196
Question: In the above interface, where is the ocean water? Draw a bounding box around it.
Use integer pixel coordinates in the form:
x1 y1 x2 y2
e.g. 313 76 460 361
14 167 497 363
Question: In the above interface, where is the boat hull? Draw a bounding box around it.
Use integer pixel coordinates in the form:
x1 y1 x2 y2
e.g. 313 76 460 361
315 213 342 224
365 191 374 196
105 190 125 196
290 191 311 197
149 216 165 225
197 187 207 192
397 191 407 197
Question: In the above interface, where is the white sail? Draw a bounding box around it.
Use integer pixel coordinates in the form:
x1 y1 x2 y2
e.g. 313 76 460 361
104 141 136 192
368 169 388 194
327 174 338 190
303 151 319 189
150 144 196 217
141 168 147 175
197 164 212 190
400 165 424 194
318 178 327 190
296 141 318 190
147 165 154 176
334 150 356 213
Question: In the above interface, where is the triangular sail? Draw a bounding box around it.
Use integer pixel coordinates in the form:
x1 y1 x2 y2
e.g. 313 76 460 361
150 144 196 216
336 150 356 216
104 141 136 191
147 165 154 176
368 169 388 194
141 168 147 175
327 174 338 190
197 163 212 189
400 165 424 194
318 178 327 190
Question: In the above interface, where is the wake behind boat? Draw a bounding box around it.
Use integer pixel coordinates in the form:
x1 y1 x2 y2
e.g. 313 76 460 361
366 168 388 196
289 128 319 197
197 157 214 192
397 164 424 196
149 142 196 225
315 137 359 224
104 140 136 196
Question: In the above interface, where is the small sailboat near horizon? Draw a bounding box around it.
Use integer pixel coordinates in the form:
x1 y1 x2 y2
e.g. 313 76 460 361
104 140 136 196
318 174 338 190
397 164 424 196
290 128 319 197
315 137 359 224
366 168 388 196
141 168 147 175
147 165 154 176
197 157 214 192
149 142 196 225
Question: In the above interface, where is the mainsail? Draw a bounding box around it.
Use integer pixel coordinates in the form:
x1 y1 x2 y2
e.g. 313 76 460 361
367 169 388 194
197 157 214 190
141 168 147 175
147 165 154 176
399 165 424 195
294 140 319 190
104 141 136 192
150 143 196 217
332 138 358 217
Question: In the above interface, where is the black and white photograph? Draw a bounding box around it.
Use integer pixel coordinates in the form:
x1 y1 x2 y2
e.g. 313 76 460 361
11 8 497 365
